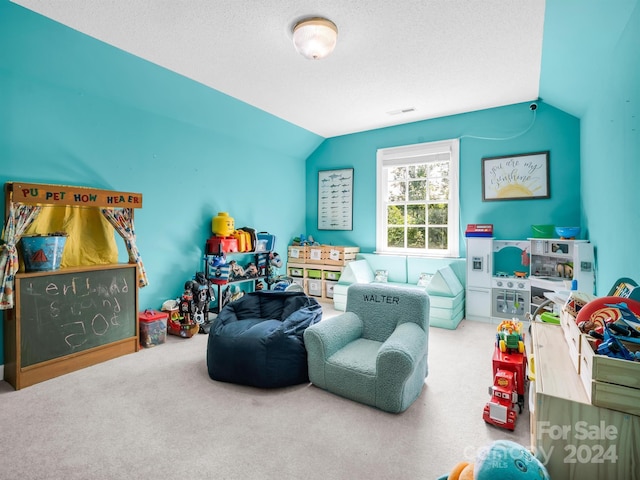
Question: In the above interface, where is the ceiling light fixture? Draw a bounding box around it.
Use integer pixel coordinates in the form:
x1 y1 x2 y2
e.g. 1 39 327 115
292 17 338 60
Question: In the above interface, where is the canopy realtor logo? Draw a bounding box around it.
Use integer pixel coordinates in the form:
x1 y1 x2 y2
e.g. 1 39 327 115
536 421 618 465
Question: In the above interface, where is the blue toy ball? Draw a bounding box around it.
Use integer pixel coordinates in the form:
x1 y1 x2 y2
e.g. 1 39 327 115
475 440 549 480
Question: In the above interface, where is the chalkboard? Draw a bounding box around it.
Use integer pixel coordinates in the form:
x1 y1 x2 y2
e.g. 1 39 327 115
17 265 137 368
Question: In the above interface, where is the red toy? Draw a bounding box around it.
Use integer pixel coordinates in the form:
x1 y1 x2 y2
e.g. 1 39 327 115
483 320 528 431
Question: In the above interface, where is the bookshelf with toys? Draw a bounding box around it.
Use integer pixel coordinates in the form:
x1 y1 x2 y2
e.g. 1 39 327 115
203 212 277 313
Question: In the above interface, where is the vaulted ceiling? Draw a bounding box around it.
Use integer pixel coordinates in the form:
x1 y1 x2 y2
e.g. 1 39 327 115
12 0 546 138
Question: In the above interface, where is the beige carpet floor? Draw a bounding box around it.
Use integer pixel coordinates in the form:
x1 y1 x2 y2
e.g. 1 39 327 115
0 302 530 480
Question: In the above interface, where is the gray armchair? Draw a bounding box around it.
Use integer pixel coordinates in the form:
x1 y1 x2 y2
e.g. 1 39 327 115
303 283 429 413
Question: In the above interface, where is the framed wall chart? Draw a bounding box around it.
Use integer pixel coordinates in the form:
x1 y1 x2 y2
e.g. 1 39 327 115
482 151 550 201
318 168 353 230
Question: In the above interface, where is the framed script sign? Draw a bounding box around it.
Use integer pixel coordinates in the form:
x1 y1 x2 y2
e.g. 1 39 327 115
482 151 550 201
318 168 353 230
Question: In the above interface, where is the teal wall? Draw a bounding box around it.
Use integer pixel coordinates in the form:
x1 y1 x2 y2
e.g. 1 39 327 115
581 3 640 296
539 0 640 296
2 0 638 369
305 102 581 254
0 2 323 364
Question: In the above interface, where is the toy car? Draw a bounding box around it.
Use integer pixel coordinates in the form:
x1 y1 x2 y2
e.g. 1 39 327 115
496 319 525 353
483 319 528 431
483 367 519 431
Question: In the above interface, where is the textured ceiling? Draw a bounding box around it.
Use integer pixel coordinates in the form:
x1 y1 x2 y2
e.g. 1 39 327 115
11 0 546 138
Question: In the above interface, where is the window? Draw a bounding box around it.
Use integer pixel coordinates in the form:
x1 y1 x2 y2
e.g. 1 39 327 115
376 138 459 257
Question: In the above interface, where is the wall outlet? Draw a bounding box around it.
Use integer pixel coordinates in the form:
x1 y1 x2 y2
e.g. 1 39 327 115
581 261 592 272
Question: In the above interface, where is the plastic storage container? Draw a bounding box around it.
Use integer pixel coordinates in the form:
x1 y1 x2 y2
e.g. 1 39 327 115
324 271 341 281
307 279 322 296
211 212 235 236
256 233 276 252
307 269 322 279
206 236 238 254
139 310 168 347
325 280 337 298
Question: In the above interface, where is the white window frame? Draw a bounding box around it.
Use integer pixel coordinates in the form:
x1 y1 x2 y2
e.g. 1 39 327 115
376 138 460 257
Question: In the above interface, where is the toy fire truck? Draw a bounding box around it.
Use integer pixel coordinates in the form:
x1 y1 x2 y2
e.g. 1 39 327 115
483 320 528 431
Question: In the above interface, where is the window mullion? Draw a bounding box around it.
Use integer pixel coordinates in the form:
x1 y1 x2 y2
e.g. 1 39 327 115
376 139 459 256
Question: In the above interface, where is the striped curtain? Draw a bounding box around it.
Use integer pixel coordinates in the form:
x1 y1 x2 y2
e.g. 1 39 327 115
0 203 42 310
101 207 148 288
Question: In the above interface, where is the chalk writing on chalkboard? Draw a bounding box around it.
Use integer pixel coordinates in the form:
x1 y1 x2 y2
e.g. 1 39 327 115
18 266 137 367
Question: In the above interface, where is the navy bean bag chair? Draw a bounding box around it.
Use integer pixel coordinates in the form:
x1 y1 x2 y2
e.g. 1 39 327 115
207 290 322 388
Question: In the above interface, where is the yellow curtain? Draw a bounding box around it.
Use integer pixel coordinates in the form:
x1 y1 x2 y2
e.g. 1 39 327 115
24 205 118 267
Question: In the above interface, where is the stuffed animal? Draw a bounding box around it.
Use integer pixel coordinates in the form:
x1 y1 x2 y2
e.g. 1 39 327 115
439 440 550 480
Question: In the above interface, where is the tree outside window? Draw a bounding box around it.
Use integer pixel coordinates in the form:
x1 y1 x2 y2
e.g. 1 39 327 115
377 140 459 257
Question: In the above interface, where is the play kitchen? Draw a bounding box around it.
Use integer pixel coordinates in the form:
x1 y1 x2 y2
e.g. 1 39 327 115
491 240 531 321
529 238 593 287
466 232 595 323
528 238 595 317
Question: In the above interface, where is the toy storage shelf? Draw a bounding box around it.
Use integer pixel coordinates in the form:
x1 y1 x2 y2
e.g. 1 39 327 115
287 262 346 302
529 322 640 480
209 276 268 314
285 245 359 301
205 250 269 314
